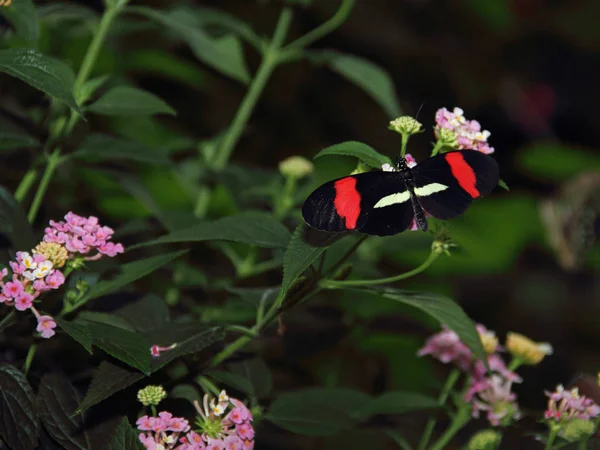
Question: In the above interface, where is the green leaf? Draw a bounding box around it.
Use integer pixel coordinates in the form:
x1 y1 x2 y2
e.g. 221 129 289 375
228 358 273 399
386 430 412 450
87 86 176 116
75 74 109 106
84 322 151 374
358 391 438 418
309 50 401 117
0 131 39 151
72 133 171 165
129 6 250 84
77 311 135 331
56 317 93 354
0 48 80 114
106 417 142 450
192 6 262 49
134 212 291 249
498 179 510 191
266 388 371 436
0 0 39 43
517 143 600 182
76 361 144 414
37 374 90 450
0 186 37 250
205 371 254 396
350 287 487 364
314 141 392 168
0 365 39 450
115 295 170 332
80 250 188 302
280 224 341 299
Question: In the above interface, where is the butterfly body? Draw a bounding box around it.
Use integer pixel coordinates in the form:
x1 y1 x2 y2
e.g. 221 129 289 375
302 150 500 236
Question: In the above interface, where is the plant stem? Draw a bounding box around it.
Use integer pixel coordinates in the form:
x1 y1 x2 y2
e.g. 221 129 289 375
428 405 471 450
545 426 559 450
321 251 439 288
323 235 368 277
0 310 16 332
274 176 296 219
400 133 409 157
578 438 589 450
14 169 38 203
507 358 523 372
27 149 61 223
431 140 445 157
23 343 37 375
211 8 293 170
284 0 355 51
417 368 461 450
210 335 252 367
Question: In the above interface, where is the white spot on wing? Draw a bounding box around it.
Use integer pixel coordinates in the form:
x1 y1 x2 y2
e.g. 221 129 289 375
414 183 448 196
374 191 410 208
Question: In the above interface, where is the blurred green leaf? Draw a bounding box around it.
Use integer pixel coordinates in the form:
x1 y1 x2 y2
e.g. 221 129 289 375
72 134 171 165
281 224 341 299
83 321 151 374
76 361 144 414
106 417 142 450
0 131 39 151
386 430 412 450
464 0 514 32
348 287 487 363
192 6 262 49
498 179 510 191
309 50 401 117
38 3 98 27
129 6 250 84
87 86 176 116
228 358 273 398
358 391 438 417
75 74 109 106
134 212 290 249
56 318 93 354
314 141 392 168
266 388 371 436
37 373 90 450
205 371 254 395
0 187 36 250
170 384 200 403
0 0 39 44
80 250 188 302
77 312 135 331
517 143 600 182
0 365 39 450
0 48 80 114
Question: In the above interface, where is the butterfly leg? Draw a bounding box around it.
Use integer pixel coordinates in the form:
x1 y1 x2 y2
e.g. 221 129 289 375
409 191 428 232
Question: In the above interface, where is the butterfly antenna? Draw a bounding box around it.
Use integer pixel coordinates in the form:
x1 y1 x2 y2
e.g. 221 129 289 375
415 102 425 121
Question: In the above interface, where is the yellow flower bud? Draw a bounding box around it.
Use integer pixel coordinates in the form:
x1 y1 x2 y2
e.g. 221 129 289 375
505 332 553 365
479 329 499 355
467 429 502 450
279 156 314 179
137 385 167 406
33 242 69 268
388 116 423 135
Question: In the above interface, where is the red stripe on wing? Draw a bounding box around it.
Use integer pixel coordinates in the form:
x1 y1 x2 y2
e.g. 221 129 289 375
333 177 361 229
445 152 480 198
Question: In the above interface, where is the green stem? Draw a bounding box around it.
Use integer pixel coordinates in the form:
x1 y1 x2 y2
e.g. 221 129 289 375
507 358 523 372
225 325 258 338
321 250 439 288
578 438 589 450
431 140 445 157
151 405 157 417
545 426 559 450
428 406 471 450
27 149 61 223
197 376 221 396
274 176 296 219
210 335 252 367
14 169 38 203
284 0 355 51
23 343 37 375
400 133 409 157
417 369 461 450
211 8 293 170
323 235 368 277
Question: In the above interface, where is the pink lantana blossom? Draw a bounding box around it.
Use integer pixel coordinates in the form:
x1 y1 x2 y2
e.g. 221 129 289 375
14 292 34 311
417 326 473 370
434 107 495 154
544 385 600 421
466 374 521 426
36 315 57 338
3 280 24 298
137 411 190 450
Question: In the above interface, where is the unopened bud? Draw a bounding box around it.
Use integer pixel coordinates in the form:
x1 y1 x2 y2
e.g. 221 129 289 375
467 429 502 450
279 156 314 179
435 127 459 149
389 116 423 135
137 385 167 406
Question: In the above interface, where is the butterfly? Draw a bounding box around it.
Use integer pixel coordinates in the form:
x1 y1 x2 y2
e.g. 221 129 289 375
302 150 500 236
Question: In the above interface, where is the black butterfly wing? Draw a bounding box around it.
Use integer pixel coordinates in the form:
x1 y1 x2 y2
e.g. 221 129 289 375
412 150 499 220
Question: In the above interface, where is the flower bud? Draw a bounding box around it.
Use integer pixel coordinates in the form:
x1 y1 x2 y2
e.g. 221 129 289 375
466 429 502 450
435 127 459 149
505 332 553 365
33 242 69 268
75 279 89 293
388 116 423 135
478 326 499 354
279 156 314 179
137 385 167 406
559 418 596 442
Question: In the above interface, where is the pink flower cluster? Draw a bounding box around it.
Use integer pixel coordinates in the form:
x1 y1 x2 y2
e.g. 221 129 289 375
44 212 124 258
544 385 600 421
435 107 495 154
137 391 255 450
418 324 522 426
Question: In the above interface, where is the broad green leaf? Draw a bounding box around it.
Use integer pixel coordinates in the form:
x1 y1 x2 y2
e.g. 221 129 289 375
192 6 262 49
517 143 600 182
56 317 93 353
75 74 109 106
229 358 272 399
134 212 291 249
350 287 487 363
314 141 392 168
0 48 80 114
266 388 371 436
106 417 142 450
205 371 254 395
76 361 144 413
37 374 90 450
80 250 188 302
87 86 176 116
0 187 36 250
280 224 341 299
309 50 401 117
358 391 438 418
0 365 39 450
0 0 39 43
170 384 200 403
0 131 39 151
38 3 98 27
115 295 170 332
129 6 250 84
72 133 171 165
77 311 136 331
84 322 151 374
